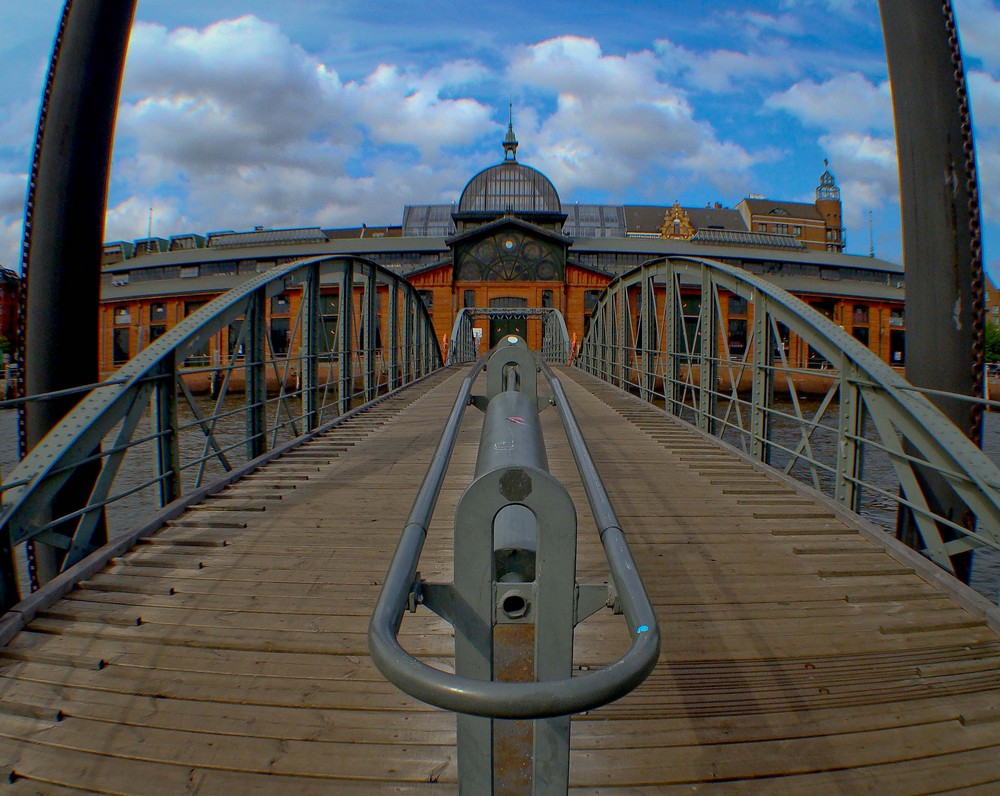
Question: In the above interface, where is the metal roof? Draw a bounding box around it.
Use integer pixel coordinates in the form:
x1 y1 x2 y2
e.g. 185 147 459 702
458 161 561 214
570 235 904 274
739 198 825 222
692 228 806 250
563 205 626 238
402 205 458 237
623 205 747 235
208 227 328 248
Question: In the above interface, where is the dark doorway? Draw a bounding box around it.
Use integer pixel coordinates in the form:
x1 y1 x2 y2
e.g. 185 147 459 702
489 296 528 348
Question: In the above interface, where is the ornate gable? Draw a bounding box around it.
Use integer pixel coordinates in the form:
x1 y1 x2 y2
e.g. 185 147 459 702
659 201 695 240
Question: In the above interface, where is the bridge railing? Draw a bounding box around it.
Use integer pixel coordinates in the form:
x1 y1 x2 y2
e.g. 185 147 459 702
446 307 572 365
576 256 1000 582
0 255 441 608
369 336 659 791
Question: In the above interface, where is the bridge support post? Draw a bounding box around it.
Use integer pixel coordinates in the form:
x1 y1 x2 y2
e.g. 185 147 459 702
245 290 267 461
403 293 414 385
640 274 656 402
698 271 719 435
750 296 773 463
153 353 181 507
388 284 400 389
301 263 322 432
879 0 984 580
616 285 627 388
664 269 680 416
17 0 137 588
337 261 354 417
836 361 866 512
363 265 378 402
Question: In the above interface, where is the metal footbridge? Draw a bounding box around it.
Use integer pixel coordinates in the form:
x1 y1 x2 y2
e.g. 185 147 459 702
6 1 1000 790
3 289 1000 789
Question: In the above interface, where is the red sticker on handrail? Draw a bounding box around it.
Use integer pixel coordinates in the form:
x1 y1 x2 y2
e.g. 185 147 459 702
508 416 526 424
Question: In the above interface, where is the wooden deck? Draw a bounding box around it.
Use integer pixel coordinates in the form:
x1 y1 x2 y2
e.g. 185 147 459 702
3 365 1000 792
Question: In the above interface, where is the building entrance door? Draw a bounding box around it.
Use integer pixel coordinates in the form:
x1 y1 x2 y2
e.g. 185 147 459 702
488 297 529 348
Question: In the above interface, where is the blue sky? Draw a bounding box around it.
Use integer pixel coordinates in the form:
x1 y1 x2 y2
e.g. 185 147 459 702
2 1 1000 278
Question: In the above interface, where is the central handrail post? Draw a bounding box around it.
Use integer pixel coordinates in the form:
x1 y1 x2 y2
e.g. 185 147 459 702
453 335 576 792
369 335 660 793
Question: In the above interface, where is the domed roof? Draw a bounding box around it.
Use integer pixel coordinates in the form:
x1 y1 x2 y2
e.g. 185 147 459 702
457 119 561 215
457 160 562 215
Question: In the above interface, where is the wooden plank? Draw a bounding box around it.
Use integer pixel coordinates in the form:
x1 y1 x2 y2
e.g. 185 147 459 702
2 365 1000 790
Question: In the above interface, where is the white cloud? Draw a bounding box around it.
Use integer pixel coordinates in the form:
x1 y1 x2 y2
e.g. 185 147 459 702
766 72 893 134
955 0 1000 72
349 62 496 155
102 14 506 241
508 36 772 197
969 71 1000 129
819 133 899 232
657 40 798 94
741 11 803 37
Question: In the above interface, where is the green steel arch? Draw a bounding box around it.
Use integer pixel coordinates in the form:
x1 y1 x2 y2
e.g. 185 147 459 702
0 254 440 606
576 256 1000 580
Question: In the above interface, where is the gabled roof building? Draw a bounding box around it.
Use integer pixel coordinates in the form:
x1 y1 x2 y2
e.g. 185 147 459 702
97 127 902 375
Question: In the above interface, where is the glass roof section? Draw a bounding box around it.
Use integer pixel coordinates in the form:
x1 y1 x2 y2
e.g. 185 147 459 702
458 161 561 214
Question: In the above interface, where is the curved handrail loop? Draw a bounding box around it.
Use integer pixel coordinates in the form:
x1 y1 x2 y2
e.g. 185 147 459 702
369 346 659 722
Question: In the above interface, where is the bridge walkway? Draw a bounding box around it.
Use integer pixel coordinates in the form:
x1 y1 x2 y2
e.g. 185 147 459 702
2 365 1000 791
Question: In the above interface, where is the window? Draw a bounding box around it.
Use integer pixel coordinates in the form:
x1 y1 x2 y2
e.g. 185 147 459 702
584 290 601 312
271 293 291 315
113 307 131 325
419 290 434 309
541 290 553 309
149 325 166 345
180 266 199 278
793 226 802 236
321 294 339 349
852 305 869 325
150 302 167 323
681 296 701 355
890 330 905 364
728 295 747 316
228 322 245 358
463 289 476 309
184 300 207 317
727 319 747 358
270 317 290 355
759 223 768 233
112 328 130 365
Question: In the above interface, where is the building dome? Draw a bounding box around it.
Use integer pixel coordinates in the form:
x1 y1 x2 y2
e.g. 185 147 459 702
457 160 562 215
457 119 561 216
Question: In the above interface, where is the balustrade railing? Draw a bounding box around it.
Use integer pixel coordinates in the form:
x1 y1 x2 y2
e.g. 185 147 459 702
576 256 1000 585
0 255 441 609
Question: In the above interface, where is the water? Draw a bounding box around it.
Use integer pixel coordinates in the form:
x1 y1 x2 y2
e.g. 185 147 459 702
3 397 1000 603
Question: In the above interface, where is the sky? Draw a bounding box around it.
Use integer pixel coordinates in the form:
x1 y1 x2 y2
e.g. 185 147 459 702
1 1 1000 278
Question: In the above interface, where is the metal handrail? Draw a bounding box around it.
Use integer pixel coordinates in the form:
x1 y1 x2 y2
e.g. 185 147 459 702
1 254 442 604
574 254 1000 578
368 351 660 720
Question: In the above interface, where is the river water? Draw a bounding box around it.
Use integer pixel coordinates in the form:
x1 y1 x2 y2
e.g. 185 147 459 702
3 397 1000 602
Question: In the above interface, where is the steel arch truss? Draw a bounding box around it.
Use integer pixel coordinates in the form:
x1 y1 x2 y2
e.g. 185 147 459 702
0 255 440 602
576 256 1000 577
